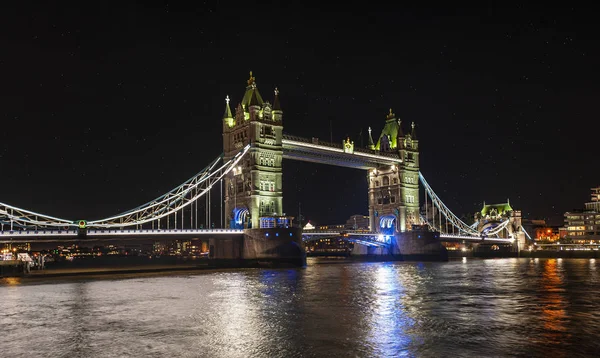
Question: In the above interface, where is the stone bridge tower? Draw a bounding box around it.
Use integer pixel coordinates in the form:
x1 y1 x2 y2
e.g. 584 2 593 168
367 109 420 233
222 72 283 229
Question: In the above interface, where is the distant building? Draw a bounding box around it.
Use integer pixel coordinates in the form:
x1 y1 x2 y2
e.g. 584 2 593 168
522 218 560 243
304 214 370 256
345 214 370 230
303 222 315 230
564 186 600 243
316 224 345 231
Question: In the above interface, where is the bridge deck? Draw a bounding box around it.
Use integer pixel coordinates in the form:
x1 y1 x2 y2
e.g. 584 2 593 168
1 229 514 244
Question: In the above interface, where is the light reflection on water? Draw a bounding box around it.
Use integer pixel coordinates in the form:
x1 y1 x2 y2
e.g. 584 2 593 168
2 258 600 357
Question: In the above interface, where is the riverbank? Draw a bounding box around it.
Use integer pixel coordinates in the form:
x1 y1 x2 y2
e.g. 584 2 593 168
5 251 600 282
447 249 600 259
1 263 227 285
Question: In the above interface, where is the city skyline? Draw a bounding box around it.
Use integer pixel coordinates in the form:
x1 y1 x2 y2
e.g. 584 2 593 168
1 3 598 226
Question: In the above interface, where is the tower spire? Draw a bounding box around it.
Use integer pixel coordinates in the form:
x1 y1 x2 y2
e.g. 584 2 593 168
367 126 374 149
411 121 417 139
223 95 232 119
397 118 404 137
242 71 263 109
386 108 395 120
273 87 281 110
247 71 255 87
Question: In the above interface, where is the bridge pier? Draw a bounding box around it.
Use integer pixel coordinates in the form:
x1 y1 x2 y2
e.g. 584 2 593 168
391 229 448 261
350 244 389 256
208 227 306 268
350 228 448 261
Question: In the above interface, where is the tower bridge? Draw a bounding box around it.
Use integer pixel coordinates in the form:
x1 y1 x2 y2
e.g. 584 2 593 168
0 72 529 265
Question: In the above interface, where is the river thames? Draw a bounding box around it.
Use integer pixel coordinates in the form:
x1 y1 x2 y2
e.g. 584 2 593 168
2 257 600 357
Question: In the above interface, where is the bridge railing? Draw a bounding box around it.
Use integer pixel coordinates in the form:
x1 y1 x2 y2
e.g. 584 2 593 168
0 230 79 235
0 228 246 236
283 134 343 150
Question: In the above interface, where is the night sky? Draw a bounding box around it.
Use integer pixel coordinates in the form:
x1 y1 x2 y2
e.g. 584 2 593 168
1 3 598 227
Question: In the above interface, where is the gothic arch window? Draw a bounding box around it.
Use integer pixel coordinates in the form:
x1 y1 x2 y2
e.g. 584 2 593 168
382 176 390 186
375 181 380 187
269 158 274 167
260 157 265 166
393 178 398 184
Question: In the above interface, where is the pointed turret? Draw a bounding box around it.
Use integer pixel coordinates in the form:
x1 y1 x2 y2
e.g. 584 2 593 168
223 95 234 128
367 126 374 149
241 71 264 110
273 87 281 110
397 118 404 138
272 87 283 122
411 121 417 139
223 95 232 119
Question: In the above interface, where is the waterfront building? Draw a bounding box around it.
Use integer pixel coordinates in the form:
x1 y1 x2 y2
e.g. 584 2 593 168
303 222 315 230
564 186 600 243
521 218 561 243
316 224 345 231
305 237 353 256
304 214 372 255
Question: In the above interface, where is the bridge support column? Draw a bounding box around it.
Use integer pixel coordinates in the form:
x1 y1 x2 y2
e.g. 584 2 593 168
350 242 392 259
399 204 406 232
208 227 305 267
392 229 448 261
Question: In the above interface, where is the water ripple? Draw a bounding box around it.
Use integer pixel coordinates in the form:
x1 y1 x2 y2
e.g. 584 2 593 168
2 258 600 357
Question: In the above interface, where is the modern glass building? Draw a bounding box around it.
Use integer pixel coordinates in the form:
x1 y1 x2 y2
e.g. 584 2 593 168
564 187 600 243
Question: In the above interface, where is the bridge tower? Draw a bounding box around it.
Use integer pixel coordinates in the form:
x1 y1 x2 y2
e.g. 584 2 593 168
367 109 420 233
222 72 283 229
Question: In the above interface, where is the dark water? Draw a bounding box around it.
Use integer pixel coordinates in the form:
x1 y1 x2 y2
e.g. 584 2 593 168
2 257 600 357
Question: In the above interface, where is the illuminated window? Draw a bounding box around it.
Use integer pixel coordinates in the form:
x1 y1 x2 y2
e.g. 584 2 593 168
383 176 390 186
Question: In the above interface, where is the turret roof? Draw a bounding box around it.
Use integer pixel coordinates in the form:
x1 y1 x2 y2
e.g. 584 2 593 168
367 127 374 148
223 95 233 119
241 71 264 109
273 87 281 111
411 121 417 139
480 202 513 216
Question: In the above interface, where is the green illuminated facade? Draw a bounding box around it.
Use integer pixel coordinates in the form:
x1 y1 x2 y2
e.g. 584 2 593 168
222 72 283 229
